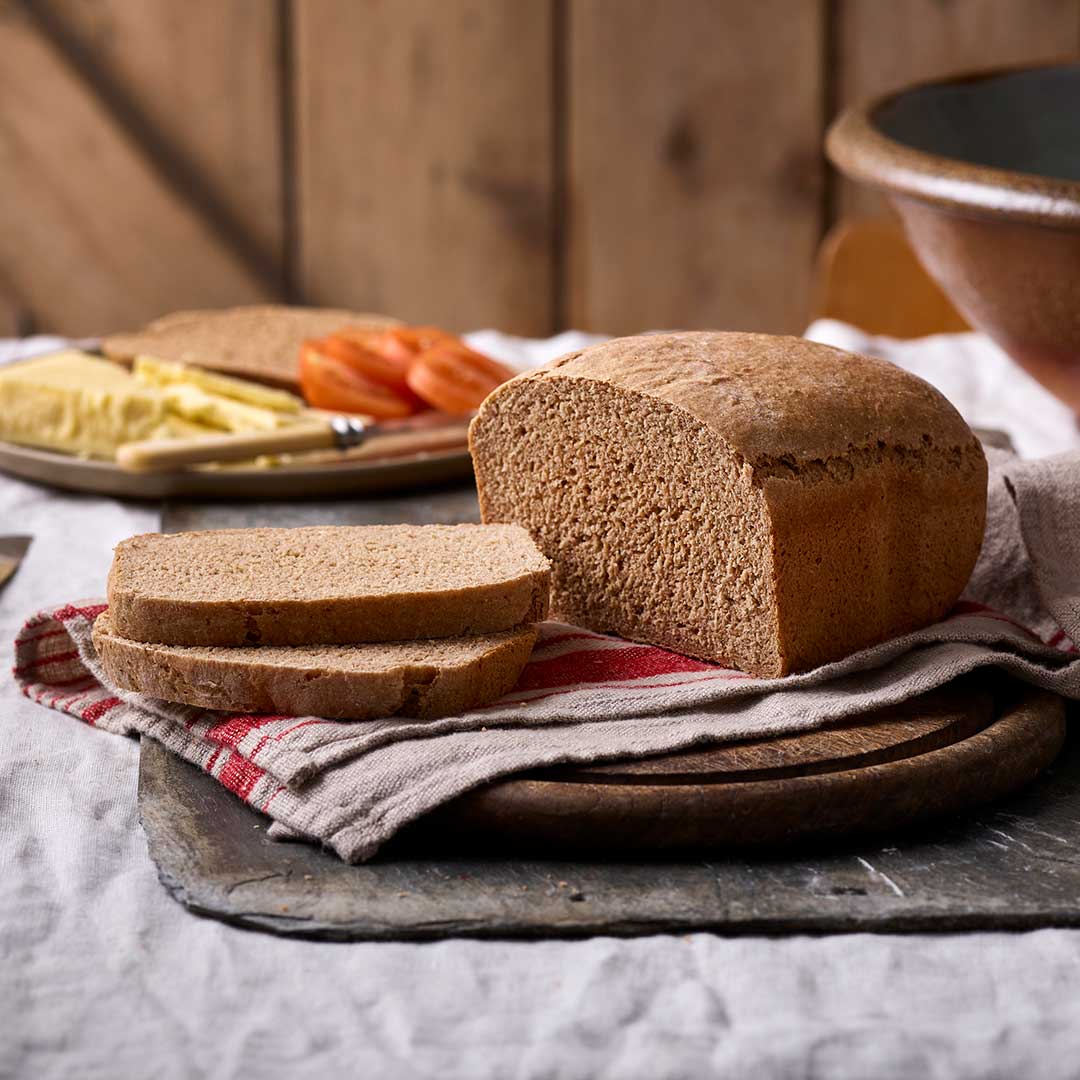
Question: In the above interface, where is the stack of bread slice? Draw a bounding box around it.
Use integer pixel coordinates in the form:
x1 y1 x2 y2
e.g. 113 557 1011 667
93 524 550 720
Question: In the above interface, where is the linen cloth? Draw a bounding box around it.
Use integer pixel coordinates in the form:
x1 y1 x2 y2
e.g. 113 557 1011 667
12 333 1080 862
6 325 1080 1080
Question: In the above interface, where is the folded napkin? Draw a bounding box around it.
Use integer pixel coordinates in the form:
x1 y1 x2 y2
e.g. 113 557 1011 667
12 442 1080 862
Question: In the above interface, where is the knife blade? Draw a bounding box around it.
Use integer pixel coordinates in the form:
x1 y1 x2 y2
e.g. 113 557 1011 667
0 534 31 589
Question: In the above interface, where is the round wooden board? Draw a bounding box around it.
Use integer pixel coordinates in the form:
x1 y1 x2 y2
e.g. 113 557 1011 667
0 440 474 500
410 679 1066 854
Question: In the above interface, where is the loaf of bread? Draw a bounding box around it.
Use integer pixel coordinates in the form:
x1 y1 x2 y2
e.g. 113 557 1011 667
103 305 399 390
107 524 550 647
469 331 988 677
92 613 535 719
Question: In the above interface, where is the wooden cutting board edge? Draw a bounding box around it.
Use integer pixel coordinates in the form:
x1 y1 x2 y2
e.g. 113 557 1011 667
405 680 1065 855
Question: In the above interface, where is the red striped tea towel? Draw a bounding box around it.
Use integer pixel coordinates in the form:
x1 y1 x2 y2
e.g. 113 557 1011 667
13 448 1080 862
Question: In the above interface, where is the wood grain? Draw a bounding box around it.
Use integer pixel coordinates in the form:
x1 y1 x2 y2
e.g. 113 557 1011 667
566 0 824 336
4 2 1075 339
423 687 1062 856
0 301 21 338
0 2 270 335
539 685 990 782
421 681 1052 855
832 0 1080 219
294 0 554 334
0 272 29 337
33 0 284 282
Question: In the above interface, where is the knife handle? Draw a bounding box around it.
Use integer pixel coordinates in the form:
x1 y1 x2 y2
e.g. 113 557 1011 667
116 422 337 472
115 418 470 473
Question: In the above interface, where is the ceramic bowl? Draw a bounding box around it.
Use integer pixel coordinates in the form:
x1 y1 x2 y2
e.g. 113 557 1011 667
827 61 1080 410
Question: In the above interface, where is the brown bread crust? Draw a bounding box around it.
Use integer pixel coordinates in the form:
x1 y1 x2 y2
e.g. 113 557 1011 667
102 305 400 390
535 331 977 460
469 331 987 677
92 613 536 720
107 524 550 647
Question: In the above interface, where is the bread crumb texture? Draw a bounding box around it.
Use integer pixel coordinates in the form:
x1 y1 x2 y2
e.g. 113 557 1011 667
93 612 536 720
470 331 987 676
102 305 400 388
107 523 550 646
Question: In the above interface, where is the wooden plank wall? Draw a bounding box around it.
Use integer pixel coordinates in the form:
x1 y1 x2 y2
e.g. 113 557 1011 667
567 0 824 335
0 0 1076 339
294 0 554 334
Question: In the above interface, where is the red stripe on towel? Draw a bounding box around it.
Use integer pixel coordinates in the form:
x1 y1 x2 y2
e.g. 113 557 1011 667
53 603 108 623
13 627 68 647
516 644 716 691
217 751 265 800
13 649 79 675
80 697 120 726
206 714 289 749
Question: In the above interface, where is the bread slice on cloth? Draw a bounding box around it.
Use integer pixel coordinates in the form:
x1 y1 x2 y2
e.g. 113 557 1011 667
102 304 400 390
107 524 550 647
92 612 536 719
470 330 987 678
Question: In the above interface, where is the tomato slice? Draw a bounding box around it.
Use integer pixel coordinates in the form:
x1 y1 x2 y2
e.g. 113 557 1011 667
298 342 415 418
400 326 456 352
317 334 414 394
405 342 516 415
337 325 454 371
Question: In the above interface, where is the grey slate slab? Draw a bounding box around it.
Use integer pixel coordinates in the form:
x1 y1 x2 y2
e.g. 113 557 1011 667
139 725 1080 941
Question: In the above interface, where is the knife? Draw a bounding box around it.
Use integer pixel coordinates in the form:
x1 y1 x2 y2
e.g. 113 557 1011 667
0 535 31 589
115 413 472 473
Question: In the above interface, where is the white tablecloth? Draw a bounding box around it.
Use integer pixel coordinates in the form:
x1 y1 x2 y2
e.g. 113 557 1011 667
3 325 1080 1080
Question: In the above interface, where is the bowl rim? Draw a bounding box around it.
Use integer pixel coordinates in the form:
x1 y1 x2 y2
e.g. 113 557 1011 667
826 59 1080 229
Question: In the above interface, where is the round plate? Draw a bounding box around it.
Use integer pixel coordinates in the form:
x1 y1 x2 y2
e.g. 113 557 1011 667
413 680 1066 853
0 440 474 500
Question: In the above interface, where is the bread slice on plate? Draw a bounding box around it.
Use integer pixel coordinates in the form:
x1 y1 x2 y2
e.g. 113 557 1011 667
92 612 536 719
470 330 987 678
107 524 550 647
102 305 400 390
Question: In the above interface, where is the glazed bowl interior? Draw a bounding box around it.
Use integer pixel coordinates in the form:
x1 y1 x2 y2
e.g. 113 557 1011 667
874 64 1080 183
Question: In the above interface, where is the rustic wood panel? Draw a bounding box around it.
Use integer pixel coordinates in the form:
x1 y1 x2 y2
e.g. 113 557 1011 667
566 0 824 336
294 0 554 334
833 0 1080 220
2 1 1075 339
37 0 286 282
0 2 270 336
0 273 29 337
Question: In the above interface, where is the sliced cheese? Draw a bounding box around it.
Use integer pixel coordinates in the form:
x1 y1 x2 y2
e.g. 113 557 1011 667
133 355 302 414
149 414 223 440
161 383 287 433
0 351 164 458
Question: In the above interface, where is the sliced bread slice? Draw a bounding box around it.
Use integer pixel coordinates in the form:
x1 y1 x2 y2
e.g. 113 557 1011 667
107 523 550 646
92 612 535 719
102 305 400 390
